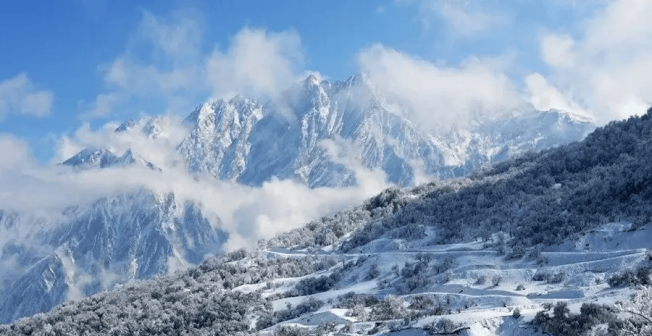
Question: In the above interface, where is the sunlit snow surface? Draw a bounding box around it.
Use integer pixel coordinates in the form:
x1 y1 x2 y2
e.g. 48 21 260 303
251 222 649 335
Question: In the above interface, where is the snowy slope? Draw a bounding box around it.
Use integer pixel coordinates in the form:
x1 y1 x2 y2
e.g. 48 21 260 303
251 222 649 335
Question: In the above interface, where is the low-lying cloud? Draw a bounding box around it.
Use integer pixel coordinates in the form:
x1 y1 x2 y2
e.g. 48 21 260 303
1 122 388 253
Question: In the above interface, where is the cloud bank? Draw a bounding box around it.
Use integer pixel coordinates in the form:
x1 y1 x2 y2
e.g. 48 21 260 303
1 123 388 252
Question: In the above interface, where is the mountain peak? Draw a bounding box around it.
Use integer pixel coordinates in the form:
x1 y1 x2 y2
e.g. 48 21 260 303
60 148 159 171
304 73 321 87
115 119 138 133
60 148 119 169
344 72 372 87
544 108 595 124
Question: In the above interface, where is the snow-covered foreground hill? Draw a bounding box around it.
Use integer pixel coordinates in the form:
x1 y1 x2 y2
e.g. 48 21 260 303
2 109 652 335
248 221 650 335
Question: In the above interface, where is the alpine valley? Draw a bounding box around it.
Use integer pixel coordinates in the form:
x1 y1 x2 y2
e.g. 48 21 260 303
6 74 651 336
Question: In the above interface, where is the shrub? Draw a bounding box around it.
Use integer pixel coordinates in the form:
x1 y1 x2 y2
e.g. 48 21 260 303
534 302 616 336
532 270 549 282
549 272 566 284
335 292 379 309
274 325 310 336
274 298 324 324
424 318 463 334
293 271 341 296
227 248 248 262
512 308 521 319
508 243 527 259
533 270 566 284
371 296 406 321
366 264 381 280
409 295 434 310
607 268 651 287
442 270 455 284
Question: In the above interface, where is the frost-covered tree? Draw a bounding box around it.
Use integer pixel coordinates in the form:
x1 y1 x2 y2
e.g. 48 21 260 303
612 287 652 335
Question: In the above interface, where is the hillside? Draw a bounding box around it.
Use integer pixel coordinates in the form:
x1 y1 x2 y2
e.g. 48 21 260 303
2 111 651 335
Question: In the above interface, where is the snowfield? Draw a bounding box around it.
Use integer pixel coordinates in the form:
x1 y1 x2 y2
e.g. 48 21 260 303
252 222 650 335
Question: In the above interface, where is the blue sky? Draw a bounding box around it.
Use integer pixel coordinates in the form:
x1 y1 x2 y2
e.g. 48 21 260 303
0 0 650 162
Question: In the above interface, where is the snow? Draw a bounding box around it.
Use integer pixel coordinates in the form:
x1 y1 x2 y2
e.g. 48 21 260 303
0 73 602 328
171 74 595 188
256 221 650 335
0 191 225 324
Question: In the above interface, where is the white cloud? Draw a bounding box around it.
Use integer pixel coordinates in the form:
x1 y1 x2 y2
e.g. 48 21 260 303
0 159 385 252
83 92 121 118
0 73 54 119
536 0 652 123
82 10 207 119
51 116 189 167
540 34 575 68
206 28 304 100
415 0 505 36
357 44 522 131
138 10 202 62
0 134 34 170
437 2 503 36
6 120 388 252
56 250 94 301
525 73 588 117
85 11 305 119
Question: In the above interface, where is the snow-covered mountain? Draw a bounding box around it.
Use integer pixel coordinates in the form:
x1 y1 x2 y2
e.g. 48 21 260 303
0 191 226 324
4 109 652 335
175 74 595 187
0 73 596 325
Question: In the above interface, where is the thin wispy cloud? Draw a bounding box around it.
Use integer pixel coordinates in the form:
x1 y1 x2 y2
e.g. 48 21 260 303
81 10 206 119
412 0 507 37
0 73 53 120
